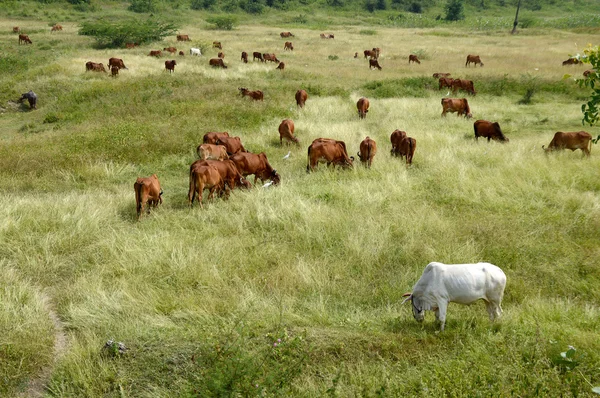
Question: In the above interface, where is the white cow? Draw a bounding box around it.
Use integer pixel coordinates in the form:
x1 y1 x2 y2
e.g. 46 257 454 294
402 262 506 331
190 48 201 56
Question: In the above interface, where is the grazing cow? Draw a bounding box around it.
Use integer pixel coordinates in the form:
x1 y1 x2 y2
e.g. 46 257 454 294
474 120 508 142
190 48 201 56
165 60 177 73
18 90 37 110
134 174 163 220
451 79 476 95
18 34 32 45
179 51 184 56
295 89 308 108
197 144 229 160
177 34 191 41
364 49 377 59
239 87 263 101
85 61 107 73
213 41 222 49
253 52 264 62
263 53 279 63
373 47 381 57
241 51 248 63
562 57 582 66
409 54 421 64
358 136 377 167
357 97 370 119
108 58 128 70
439 77 454 90
110 65 119 77
163 47 177 54
149 50 162 57
433 72 451 79
51 24 62 33
369 59 382 70
307 138 353 172
441 98 472 118
284 41 294 51
215 136 246 155
188 164 224 208
203 131 230 145
390 129 407 156
191 159 251 195
13 26 20 33
230 152 281 185
125 42 138 49
543 131 592 156
402 262 506 331
466 54 484 67
395 136 416 165
280 31 294 38
218 52 225 59
276 62 285 70
320 33 334 39
279 119 299 146
209 58 227 68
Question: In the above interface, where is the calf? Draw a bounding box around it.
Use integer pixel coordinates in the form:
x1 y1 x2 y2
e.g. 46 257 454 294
357 97 370 119
51 24 63 33
284 41 294 51
108 58 128 70
307 138 353 172
149 50 162 57
197 144 229 160
451 79 476 95
543 131 592 157
110 65 119 77
369 59 382 70
163 46 177 54
18 90 37 110
215 136 246 155
85 61 107 73
466 54 484 67
320 33 334 39
188 164 223 208
18 34 32 45
241 51 248 63
364 49 377 59
230 152 281 185
213 41 222 49
177 34 191 41
179 51 184 56
474 120 508 142
280 31 294 38
203 131 229 145
279 119 299 146
218 52 225 59
389 129 407 156
190 48 201 56
13 27 20 33
276 62 285 70
239 87 263 101
409 54 421 64
165 60 177 73
253 52 264 62
295 89 308 108
402 262 506 331
441 98 472 118
358 136 377 167
209 58 227 68
134 174 163 220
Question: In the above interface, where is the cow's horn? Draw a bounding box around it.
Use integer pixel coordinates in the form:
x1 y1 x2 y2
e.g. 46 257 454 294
401 292 412 305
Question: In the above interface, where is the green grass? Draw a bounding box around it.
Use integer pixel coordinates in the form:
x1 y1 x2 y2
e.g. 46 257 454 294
1 3 600 397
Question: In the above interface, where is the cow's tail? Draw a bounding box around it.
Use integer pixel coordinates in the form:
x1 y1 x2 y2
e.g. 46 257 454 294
188 168 196 206
367 141 372 166
306 145 311 173
408 138 413 165
135 180 144 218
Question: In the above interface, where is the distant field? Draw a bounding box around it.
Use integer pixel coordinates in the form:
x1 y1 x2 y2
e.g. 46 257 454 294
0 5 599 397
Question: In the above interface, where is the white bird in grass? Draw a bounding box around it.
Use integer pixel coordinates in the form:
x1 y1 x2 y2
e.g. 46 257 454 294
446 91 450 96
262 181 274 188
282 151 291 160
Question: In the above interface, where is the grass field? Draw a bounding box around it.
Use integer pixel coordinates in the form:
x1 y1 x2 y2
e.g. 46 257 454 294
1 3 600 397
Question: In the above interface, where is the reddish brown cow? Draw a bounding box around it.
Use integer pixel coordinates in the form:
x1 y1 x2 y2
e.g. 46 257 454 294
358 136 377 168
396 136 417 165
562 57 582 66
284 41 294 51
51 24 62 33
357 97 370 119
239 87 263 101
209 58 227 68
373 47 381 57
263 53 279 63
203 132 229 144
18 34 32 44
230 152 281 185
364 49 377 59
110 65 119 77
197 144 229 160
192 159 251 192
241 51 248 63
108 58 128 70
188 164 224 208
276 62 285 70
218 52 225 59
439 77 454 90
280 31 294 38
441 98 472 118
85 61 107 73
433 72 451 79
390 130 407 156
125 42 138 49
149 50 162 57
295 89 308 108
466 54 484 67
163 46 177 53
279 119 299 146
474 120 509 142
165 60 177 73
543 131 592 156
253 52 264 62
215 136 247 155
134 174 163 220
307 138 353 172
369 59 382 70
177 34 191 41
451 79 476 95
213 41 222 49
409 54 421 64
13 27 20 33
320 33 334 39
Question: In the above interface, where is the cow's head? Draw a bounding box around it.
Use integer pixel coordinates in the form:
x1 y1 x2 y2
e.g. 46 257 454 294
270 170 281 185
465 112 473 119
239 87 247 96
402 293 424 322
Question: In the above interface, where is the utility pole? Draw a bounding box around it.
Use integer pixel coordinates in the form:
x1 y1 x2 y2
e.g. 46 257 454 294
512 0 522 34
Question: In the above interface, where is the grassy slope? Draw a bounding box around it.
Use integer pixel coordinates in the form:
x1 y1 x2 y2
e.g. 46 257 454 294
0 3 600 397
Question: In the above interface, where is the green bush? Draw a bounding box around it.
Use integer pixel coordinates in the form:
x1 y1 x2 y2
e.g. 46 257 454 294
206 15 238 30
79 18 178 48
445 0 464 21
240 0 264 13
128 0 156 12
190 0 216 10
519 16 536 28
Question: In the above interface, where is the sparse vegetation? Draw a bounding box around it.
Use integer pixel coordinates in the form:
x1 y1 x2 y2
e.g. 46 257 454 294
79 18 178 48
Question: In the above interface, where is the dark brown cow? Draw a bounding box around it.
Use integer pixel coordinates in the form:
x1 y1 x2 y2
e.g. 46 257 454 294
280 31 294 38
364 49 377 59
451 79 476 95
179 51 184 56
134 174 163 220
562 57 582 66
307 138 353 172
85 61 107 73
13 27 20 33
18 91 37 110
191 159 251 194
241 51 248 63
239 87 263 101
51 24 62 33
163 46 177 53
125 42 138 49
279 119 299 146
474 120 508 142
188 164 224 208
18 34 32 44
396 136 417 165
390 130 407 156
466 54 484 67
209 58 227 68
215 136 247 155
213 41 222 49
218 52 225 59
148 50 162 57
110 65 119 77
165 60 177 73
108 58 128 70
177 34 191 41
358 136 377 168
203 132 230 144
263 53 279 63
409 54 421 64
253 52 264 62
543 131 592 156
284 41 294 51
197 144 229 160
369 59 382 70
354 52 359 58
295 89 308 108
433 72 451 79
439 77 454 90
357 97 370 119
441 98 472 118
276 62 285 70
230 152 281 185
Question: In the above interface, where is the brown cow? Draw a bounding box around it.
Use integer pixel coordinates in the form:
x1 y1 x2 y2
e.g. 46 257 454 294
296 89 308 108
543 131 592 156
474 120 509 142
164 47 177 53
203 132 229 144
562 57 582 66
357 97 370 119
263 53 279 63
188 164 224 208
390 129 407 157
364 50 377 59
177 34 191 41
148 50 162 57
451 79 476 95
85 61 107 73
209 58 227 68
441 98 472 118
179 51 184 56
369 59 382 70
111 65 119 77
358 136 377 168
218 52 225 59
396 136 417 165
165 60 177 73
213 41 222 49
125 42 138 49
409 54 421 64
241 51 248 63
284 41 294 51
276 62 285 70
280 31 294 38
197 144 229 160
433 72 451 79
239 87 263 101
307 138 353 172
215 136 246 155
253 52 264 62
13 27 20 33
439 77 454 90
373 47 381 57
134 174 163 220
191 159 251 194
279 119 299 146
51 24 62 33
320 33 334 39
230 152 281 185
18 34 32 45
108 58 128 70
466 54 484 67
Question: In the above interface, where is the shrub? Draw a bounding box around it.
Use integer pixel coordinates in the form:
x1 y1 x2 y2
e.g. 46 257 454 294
408 2 422 12
79 18 178 48
359 29 377 35
128 0 156 12
205 15 238 30
445 0 464 21
518 16 536 28
190 0 216 10
328 55 339 60
240 0 264 13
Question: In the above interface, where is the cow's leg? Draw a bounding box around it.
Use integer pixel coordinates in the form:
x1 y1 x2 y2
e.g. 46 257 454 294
487 137 491 142
436 301 448 331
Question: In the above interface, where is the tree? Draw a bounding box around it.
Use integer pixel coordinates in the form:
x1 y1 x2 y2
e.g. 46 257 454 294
511 0 521 34
444 0 464 21
576 45 600 141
